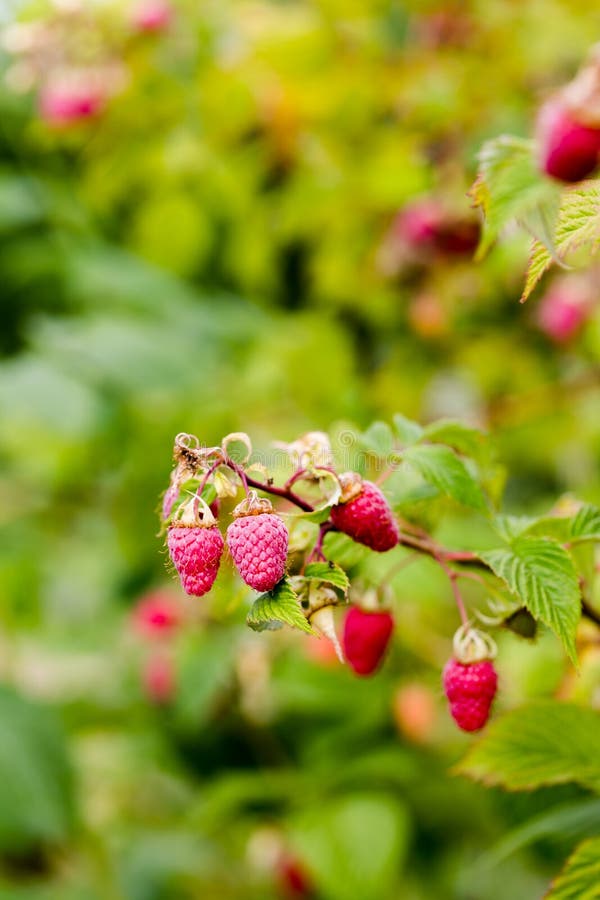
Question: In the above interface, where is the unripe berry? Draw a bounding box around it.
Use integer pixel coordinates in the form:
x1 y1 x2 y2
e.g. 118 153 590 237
392 682 437 743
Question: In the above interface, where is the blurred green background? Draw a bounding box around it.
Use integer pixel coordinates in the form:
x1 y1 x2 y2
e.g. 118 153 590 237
1 1 600 897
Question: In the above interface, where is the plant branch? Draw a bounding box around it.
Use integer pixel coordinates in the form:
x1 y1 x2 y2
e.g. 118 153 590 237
222 456 315 512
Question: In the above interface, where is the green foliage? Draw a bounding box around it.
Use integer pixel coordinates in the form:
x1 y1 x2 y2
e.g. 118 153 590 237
303 562 350 594
472 133 600 300
2 0 600 897
292 794 411 900
547 837 600 899
457 701 600 792
0 687 74 853
402 443 487 511
522 182 600 300
480 539 581 663
247 577 314 634
471 136 561 258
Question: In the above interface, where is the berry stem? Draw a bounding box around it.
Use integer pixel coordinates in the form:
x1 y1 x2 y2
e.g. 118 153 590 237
194 460 222 508
223 456 315 512
306 522 336 565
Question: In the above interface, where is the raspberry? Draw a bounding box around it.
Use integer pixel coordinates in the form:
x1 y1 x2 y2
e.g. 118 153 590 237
132 590 181 638
227 496 288 593
536 99 600 182
132 0 172 32
392 200 479 257
331 477 399 552
39 80 105 125
443 658 497 732
167 498 224 597
277 855 314 898
142 652 175 704
536 277 591 343
342 606 394 676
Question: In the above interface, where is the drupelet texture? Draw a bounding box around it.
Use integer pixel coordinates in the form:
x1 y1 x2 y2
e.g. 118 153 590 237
443 658 498 732
331 481 399 552
343 606 395 676
227 513 288 592
167 525 224 597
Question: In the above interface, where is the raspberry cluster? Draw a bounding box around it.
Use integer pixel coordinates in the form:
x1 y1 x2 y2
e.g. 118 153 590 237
160 431 501 734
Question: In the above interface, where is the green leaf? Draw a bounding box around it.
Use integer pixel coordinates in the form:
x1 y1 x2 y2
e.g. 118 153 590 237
247 577 313 634
570 505 600 543
292 794 411 900
478 799 600 871
421 419 488 461
359 421 395 456
456 701 600 792
521 237 554 302
521 181 600 301
402 444 487 511
479 538 581 664
0 686 75 853
392 414 423 445
304 562 350 594
492 515 536 543
470 136 561 258
522 505 600 544
547 837 600 899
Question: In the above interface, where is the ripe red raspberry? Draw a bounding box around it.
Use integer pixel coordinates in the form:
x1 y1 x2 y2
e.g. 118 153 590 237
342 606 394 676
227 496 288 592
331 476 399 552
443 658 497 732
167 498 224 597
536 99 600 182
277 854 314 898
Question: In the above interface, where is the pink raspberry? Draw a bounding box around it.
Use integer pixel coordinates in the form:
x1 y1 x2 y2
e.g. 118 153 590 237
331 479 399 552
39 82 105 125
536 277 592 343
394 199 444 249
227 512 288 593
536 99 600 182
342 606 394 676
167 523 223 597
132 590 181 638
443 658 498 732
142 652 175 704
132 0 172 32
392 199 479 257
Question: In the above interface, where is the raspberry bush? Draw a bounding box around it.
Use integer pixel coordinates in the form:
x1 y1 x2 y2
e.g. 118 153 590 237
3 2 600 898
